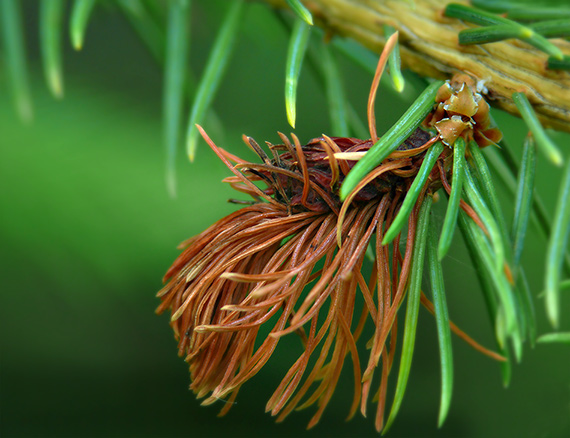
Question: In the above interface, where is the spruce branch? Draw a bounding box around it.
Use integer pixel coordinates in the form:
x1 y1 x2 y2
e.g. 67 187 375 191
261 0 570 132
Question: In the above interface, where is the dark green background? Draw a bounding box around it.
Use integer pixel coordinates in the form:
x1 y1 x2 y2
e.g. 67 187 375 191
1 1 569 437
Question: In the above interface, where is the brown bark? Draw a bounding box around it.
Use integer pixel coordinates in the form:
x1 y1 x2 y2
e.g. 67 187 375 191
261 0 570 133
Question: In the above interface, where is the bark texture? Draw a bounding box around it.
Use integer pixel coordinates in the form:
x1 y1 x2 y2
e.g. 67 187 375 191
262 0 570 132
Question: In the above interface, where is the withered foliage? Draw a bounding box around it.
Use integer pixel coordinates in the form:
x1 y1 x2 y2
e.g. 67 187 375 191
157 64 503 430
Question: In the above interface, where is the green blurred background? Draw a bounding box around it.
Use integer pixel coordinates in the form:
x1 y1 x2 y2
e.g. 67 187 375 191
1 1 569 437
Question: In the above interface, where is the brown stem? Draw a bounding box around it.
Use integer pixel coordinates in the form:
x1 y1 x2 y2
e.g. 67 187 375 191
261 0 570 132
